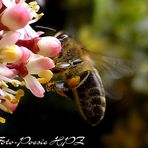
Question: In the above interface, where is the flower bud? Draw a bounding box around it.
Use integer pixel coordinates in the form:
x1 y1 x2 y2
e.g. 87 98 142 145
1 4 31 30
37 36 61 57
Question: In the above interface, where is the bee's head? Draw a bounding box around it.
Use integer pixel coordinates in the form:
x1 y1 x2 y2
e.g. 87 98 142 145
55 32 69 42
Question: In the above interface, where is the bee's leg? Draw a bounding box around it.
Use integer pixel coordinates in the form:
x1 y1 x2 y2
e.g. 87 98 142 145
45 81 74 100
46 81 68 95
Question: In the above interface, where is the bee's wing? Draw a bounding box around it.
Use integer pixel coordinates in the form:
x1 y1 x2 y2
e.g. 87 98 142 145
90 52 136 79
89 52 136 100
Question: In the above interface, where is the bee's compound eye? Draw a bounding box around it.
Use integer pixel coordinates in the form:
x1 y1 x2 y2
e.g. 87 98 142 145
56 33 69 42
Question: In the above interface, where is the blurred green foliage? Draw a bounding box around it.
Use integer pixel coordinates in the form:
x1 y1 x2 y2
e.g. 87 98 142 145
63 0 148 95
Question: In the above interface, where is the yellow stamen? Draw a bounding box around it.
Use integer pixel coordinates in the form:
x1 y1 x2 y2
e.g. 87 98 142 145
0 117 6 124
0 45 21 63
1 81 8 88
10 89 24 104
29 1 40 12
4 94 11 100
35 13 44 20
21 81 26 86
16 89 24 100
11 80 20 87
38 70 53 84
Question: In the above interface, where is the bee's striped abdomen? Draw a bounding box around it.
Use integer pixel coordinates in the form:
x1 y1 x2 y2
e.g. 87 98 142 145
73 71 106 126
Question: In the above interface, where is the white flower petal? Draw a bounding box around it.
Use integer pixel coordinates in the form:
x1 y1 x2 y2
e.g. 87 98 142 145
24 24 39 38
2 0 14 8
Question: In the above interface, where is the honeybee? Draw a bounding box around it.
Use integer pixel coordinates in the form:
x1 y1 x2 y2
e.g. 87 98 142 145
45 32 106 126
45 31 134 126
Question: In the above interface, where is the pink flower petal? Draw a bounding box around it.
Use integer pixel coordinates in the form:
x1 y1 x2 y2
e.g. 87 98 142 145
0 64 17 78
26 56 55 74
0 31 20 49
0 0 2 9
19 46 31 63
24 75 45 98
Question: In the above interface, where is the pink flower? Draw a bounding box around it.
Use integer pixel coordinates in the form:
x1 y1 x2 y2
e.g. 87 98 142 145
0 31 25 64
7 47 55 98
16 36 62 56
1 4 31 30
0 88 24 113
23 51 55 98
0 0 62 119
37 36 62 57
0 14 59 98
0 0 43 37
0 98 18 113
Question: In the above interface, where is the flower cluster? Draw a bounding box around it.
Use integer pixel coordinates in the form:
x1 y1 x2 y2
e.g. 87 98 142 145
0 0 61 123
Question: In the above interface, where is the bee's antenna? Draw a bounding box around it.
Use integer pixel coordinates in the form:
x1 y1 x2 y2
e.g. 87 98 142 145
35 25 57 32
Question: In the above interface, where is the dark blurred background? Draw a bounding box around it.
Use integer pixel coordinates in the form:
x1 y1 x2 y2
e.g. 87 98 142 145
0 0 147 147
